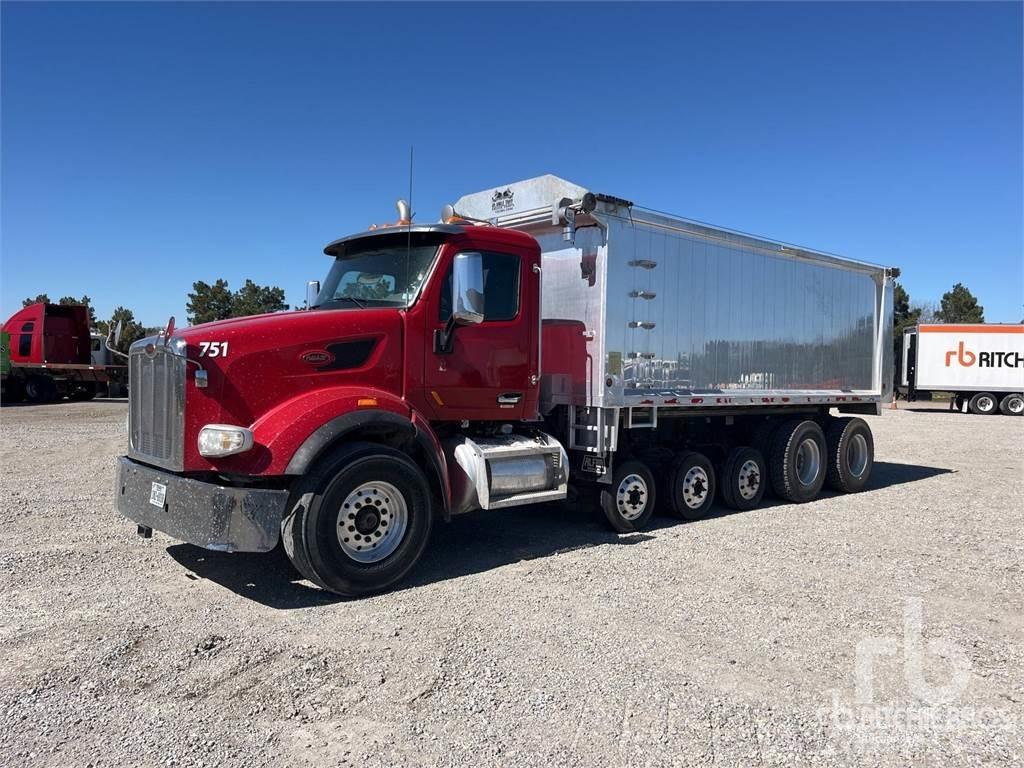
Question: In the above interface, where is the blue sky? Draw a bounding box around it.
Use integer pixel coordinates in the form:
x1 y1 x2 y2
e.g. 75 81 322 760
2 2 1021 326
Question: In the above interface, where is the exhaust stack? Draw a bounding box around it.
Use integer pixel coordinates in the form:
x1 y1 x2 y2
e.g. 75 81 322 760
396 199 412 225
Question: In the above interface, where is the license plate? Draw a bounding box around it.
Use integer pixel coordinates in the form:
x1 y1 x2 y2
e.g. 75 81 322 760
149 481 167 508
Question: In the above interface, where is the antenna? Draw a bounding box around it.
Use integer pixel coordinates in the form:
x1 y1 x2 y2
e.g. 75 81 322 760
405 145 413 301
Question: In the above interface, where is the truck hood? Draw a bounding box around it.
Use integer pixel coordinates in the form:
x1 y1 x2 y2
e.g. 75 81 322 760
180 308 321 335
174 306 405 432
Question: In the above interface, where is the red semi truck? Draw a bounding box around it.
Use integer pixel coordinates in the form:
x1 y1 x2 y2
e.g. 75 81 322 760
1 302 122 402
116 176 897 597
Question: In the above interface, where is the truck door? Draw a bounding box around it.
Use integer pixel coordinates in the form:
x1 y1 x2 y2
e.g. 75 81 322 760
422 247 537 420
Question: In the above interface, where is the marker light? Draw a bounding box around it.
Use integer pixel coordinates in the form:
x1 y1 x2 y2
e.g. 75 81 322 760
198 425 254 457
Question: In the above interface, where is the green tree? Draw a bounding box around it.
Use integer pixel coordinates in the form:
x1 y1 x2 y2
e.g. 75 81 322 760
935 283 984 324
231 279 289 318
186 279 234 325
58 295 98 327
22 293 50 307
186 278 289 324
892 281 921 341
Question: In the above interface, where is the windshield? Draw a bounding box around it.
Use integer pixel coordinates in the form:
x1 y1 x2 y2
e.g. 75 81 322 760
314 242 439 309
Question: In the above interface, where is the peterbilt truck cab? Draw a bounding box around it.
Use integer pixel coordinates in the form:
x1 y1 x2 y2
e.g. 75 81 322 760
116 217 568 597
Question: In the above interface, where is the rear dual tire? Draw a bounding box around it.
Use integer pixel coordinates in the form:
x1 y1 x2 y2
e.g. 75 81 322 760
769 417 873 500
282 443 433 598
968 392 999 416
769 419 827 502
718 447 766 511
824 417 873 493
999 393 1023 416
663 452 716 520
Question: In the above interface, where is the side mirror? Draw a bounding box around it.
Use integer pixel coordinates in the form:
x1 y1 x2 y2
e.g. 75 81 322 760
451 251 484 325
105 320 128 360
305 280 321 310
434 252 484 354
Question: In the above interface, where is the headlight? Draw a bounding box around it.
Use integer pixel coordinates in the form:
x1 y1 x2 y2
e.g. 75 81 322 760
198 425 254 457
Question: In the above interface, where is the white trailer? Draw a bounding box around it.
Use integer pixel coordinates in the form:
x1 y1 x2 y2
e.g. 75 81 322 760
900 323 1024 415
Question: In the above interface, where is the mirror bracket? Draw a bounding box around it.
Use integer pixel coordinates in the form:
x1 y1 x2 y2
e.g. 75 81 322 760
433 316 458 354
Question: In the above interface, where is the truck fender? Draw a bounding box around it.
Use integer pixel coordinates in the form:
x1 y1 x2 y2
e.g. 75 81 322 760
282 406 453 520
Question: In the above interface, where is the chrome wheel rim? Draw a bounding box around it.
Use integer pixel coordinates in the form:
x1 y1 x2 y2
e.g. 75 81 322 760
977 396 995 413
795 438 821 487
736 459 761 500
616 473 649 521
847 433 869 478
336 481 407 563
682 466 710 509
1006 396 1023 414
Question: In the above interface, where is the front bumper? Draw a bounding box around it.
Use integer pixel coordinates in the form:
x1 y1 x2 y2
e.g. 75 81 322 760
114 456 288 552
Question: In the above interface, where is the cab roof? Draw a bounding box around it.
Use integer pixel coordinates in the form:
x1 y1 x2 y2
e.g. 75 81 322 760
323 223 536 257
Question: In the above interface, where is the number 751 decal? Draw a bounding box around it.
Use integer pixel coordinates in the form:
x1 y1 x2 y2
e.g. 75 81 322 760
198 341 229 358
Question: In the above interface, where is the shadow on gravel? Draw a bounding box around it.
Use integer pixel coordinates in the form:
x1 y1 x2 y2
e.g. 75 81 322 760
166 501 665 609
867 460 953 490
166 461 949 608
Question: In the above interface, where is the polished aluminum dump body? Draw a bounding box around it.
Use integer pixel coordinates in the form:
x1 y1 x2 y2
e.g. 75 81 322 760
455 176 895 412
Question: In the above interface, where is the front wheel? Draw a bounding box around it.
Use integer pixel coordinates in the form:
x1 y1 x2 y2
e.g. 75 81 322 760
600 459 656 532
282 443 433 598
999 393 1023 416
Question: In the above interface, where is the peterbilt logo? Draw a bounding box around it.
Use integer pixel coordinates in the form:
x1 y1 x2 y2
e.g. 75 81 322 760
299 349 335 366
491 188 514 213
945 341 1023 368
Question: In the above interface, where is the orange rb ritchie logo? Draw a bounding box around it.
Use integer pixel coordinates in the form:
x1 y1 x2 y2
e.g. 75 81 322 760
945 341 1022 368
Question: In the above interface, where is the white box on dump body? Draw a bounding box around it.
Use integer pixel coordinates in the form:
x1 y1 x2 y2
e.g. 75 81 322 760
901 324 1024 393
455 175 897 415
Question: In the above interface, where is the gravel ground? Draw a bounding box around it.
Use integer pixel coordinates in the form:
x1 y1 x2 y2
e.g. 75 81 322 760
1 400 1021 767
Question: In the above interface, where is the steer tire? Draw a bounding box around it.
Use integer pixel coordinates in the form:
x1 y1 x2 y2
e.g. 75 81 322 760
601 459 656 532
999 393 1023 416
282 442 433 598
968 392 999 415
824 417 874 493
662 451 716 520
769 419 827 503
719 447 766 512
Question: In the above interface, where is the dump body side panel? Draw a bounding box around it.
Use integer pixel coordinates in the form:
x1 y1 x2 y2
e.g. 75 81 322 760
528 212 886 410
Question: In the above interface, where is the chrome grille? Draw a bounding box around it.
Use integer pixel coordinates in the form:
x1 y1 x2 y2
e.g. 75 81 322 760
128 343 186 471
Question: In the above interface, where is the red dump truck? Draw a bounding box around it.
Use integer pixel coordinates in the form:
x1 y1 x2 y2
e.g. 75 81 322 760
1 302 122 402
115 175 897 597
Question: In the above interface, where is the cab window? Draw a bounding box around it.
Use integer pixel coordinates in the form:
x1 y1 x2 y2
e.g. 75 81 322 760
439 252 520 322
19 322 34 356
